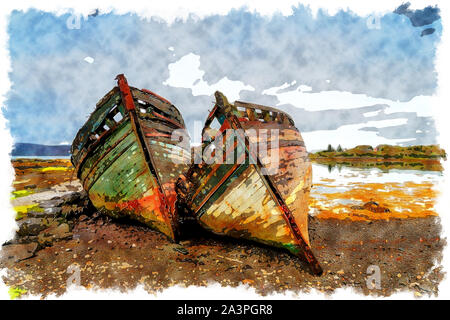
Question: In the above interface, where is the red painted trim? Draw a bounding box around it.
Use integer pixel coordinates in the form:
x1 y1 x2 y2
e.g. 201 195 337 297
152 110 183 128
218 119 231 133
116 74 177 240
145 132 172 138
226 112 323 275
142 88 172 105
206 105 219 121
116 74 136 111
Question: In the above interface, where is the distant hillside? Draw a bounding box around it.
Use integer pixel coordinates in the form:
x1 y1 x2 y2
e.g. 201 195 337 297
310 144 447 160
12 143 71 156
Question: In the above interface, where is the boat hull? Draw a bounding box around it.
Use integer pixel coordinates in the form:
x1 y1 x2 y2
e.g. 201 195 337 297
237 114 313 246
71 75 189 241
183 92 321 275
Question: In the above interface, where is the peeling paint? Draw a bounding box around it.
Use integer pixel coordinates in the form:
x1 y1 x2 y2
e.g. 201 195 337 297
183 91 321 275
71 75 189 241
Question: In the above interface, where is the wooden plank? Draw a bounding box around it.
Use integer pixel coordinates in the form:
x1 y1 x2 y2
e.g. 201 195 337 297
72 75 191 242
117 75 178 240
139 117 187 137
234 100 294 125
131 88 184 125
187 91 321 275
79 120 133 179
199 165 295 247
72 92 122 158
81 126 137 190
87 145 175 239
225 107 321 275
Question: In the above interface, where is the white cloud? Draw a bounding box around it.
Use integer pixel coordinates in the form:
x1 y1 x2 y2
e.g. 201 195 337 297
83 56 94 64
163 53 255 101
298 85 312 92
363 110 382 117
6 7 439 148
263 84 436 117
302 118 411 151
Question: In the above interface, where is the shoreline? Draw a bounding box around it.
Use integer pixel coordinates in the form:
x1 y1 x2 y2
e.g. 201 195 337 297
310 157 444 171
1 157 444 298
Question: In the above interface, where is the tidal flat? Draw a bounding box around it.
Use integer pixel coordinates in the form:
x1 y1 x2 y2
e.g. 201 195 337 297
0 159 444 298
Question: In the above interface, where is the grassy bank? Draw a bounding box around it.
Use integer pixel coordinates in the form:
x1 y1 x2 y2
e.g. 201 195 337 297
309 145 446 171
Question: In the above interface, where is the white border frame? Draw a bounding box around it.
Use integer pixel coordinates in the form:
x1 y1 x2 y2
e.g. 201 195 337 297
0 0 449 300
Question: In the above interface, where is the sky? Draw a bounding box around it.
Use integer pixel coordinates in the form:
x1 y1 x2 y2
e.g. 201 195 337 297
3 2 442 151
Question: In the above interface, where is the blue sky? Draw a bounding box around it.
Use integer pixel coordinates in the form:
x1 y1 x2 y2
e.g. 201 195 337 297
3 3 442 150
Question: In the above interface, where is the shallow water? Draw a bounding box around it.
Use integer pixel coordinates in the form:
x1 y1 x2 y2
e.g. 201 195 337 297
310 163 443 221
10 157 443 222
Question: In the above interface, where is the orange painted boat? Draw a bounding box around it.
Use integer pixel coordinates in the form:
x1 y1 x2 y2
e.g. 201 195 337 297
178 91 322 275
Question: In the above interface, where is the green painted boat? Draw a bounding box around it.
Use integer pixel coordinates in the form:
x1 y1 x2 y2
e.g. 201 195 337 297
71 74 190 241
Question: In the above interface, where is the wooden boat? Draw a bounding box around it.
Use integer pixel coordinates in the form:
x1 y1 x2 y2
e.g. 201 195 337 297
71 74 190 241
179 91 322 275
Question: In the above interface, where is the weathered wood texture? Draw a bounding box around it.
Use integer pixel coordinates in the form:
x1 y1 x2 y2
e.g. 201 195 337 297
71 75 189 241
185 92 321 275
238 121 312 246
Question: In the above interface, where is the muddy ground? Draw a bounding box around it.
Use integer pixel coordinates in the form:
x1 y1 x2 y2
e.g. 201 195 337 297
0 159 445 298
1 213 444 298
